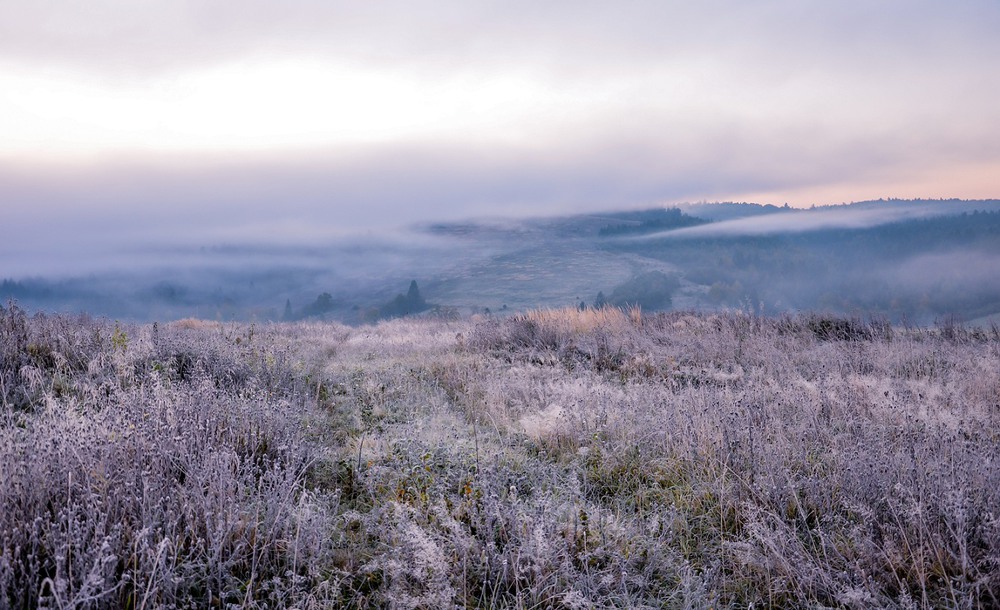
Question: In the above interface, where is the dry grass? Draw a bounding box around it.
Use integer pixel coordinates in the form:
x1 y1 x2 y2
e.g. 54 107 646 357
2 302 999 608
168 317 223 331
521 306 636 335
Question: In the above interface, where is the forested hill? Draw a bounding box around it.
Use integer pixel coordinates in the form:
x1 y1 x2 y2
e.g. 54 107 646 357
3 199 999 325
597 204 1000 324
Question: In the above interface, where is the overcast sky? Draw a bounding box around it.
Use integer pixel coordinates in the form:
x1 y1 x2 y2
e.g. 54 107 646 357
2 1 999 276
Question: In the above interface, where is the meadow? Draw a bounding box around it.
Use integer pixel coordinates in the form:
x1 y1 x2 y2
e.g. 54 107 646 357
1 302 998 608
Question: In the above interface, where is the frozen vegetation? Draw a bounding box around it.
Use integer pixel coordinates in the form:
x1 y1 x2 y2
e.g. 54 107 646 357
2 302 999 608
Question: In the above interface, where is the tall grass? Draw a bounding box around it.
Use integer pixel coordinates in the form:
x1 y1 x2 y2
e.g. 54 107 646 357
2 302 998 608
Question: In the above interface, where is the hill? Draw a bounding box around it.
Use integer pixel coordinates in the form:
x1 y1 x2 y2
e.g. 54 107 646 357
3 199 999 324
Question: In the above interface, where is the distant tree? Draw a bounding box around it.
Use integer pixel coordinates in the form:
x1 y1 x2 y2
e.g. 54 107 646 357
598 207 707 236
593 291 607 308
283 299 293 321
407 280 425 308
301 292 336 318
379 280 430 319
315 293 333 311
388 294 409 314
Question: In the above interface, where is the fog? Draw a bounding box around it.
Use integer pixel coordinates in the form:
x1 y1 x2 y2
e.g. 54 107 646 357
648 200 1000 239
7 139 999 281
3 200 998 326
599 201 1000 325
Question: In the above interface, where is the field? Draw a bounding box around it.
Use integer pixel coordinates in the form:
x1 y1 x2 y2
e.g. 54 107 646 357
2 303 999 608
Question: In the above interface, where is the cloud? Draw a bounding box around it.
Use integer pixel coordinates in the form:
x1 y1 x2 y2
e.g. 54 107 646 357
3 113 999 278
633 200 1000 241
1 1 999 280
4 1 999 160
3 1 998 75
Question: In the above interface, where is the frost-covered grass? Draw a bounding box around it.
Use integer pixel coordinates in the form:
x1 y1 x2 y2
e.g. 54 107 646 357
2 302 999 608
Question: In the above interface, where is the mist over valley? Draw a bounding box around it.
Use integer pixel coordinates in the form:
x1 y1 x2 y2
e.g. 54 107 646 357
4 198 999 326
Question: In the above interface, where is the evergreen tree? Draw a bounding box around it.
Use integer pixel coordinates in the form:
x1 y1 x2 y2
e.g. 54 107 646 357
406 280 426 309
381 280 429 319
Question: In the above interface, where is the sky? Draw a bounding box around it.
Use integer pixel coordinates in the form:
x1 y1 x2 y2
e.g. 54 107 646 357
2 1 1000 277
